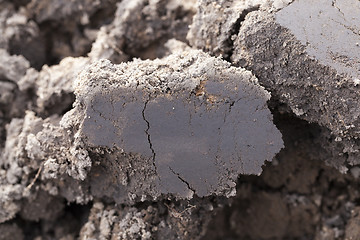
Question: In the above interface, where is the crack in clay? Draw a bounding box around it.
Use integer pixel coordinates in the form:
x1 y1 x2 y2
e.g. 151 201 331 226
90 101 108 121
90 99 123 134
276 0 360 80
333 20 360 37
168 166 196 194
225 5 260 61
80 55 283 199
222 99 235 123
142 96 158 176
228 100 235 113
332 0 345 17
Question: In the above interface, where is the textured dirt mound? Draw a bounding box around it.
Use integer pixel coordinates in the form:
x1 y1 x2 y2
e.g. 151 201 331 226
0 0 360 239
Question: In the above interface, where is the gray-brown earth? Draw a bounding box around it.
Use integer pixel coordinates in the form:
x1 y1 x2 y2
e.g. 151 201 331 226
0 0 360 239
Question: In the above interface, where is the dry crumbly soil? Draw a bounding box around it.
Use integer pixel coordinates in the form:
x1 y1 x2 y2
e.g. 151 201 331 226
0 0 360 239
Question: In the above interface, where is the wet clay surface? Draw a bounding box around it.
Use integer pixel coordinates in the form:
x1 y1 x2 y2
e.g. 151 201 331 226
276 0 360 80
81 59 283 199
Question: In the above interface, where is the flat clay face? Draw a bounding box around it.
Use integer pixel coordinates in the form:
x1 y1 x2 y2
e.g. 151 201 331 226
276 0 360 80
81 72 283 198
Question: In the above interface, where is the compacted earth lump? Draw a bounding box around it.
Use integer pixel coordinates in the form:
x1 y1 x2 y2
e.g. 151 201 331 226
0 0 360 239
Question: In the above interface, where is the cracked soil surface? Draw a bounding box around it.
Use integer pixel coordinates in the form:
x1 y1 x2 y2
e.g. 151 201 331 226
0 0 360 239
